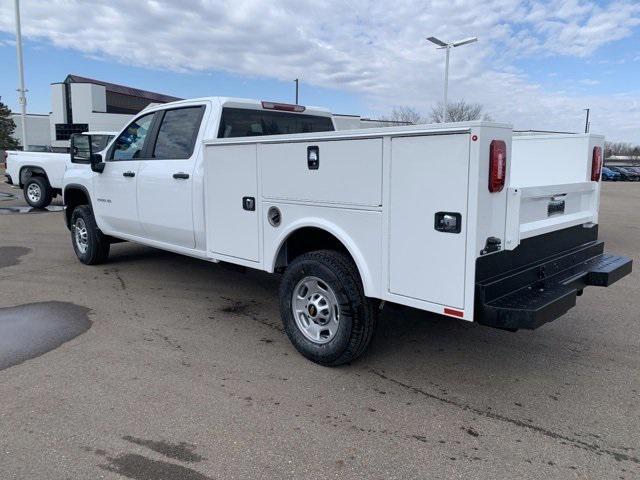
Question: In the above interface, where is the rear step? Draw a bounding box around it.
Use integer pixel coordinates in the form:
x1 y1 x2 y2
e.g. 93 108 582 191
476 248 632 330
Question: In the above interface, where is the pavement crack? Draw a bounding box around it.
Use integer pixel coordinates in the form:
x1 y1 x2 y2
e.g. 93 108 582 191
369 368 639 465
218 297 283 332
113 269 127 291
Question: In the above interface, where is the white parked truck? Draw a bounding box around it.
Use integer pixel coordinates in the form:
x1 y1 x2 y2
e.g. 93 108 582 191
62 97 632 366
4 132 114 208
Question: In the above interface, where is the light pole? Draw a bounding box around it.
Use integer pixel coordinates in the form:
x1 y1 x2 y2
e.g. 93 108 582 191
584 108 590 133
426 36 478 123
294 78 299 105
14 0 28 150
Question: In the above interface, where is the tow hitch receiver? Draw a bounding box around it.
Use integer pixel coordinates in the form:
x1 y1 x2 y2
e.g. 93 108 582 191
476 241 632 330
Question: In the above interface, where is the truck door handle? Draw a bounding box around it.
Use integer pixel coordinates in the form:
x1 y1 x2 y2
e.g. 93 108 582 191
123 171 135 177
173 172 190 179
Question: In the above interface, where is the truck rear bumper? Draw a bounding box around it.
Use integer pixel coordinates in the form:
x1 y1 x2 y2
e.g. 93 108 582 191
475 225 632 330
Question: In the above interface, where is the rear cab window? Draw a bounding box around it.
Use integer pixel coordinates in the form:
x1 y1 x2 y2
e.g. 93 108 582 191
153 106 205 159
217 108 334 138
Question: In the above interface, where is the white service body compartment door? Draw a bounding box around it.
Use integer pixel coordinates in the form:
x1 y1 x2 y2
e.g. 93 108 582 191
260 138 383 207
205 144 260 262
389 134 470 309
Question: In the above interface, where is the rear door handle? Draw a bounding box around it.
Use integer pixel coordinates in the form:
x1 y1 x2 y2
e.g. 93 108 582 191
123 171 135 178
173 173 190 179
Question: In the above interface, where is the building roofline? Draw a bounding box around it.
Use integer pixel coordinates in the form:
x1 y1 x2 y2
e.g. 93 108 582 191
63 74 182 104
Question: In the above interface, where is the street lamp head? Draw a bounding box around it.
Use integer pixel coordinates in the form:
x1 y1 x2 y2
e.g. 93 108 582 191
426 36 478 48
452 37 478 47
426 36 448 47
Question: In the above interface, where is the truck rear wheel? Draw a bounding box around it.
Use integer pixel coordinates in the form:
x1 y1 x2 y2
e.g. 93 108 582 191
24 176 52 209
70 205 110 265
279 250 377 366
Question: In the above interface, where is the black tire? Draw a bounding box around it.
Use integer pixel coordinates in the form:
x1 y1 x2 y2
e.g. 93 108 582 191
70 205 110 265
23 176 52 208
279 250 377 366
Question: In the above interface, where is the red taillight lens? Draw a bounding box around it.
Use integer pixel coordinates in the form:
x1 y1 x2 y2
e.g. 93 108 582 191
489 140 507 193
591 146 602 181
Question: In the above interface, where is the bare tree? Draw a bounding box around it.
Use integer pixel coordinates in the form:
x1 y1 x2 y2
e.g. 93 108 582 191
429 100 492 123
605 141 640 160
380 106 426 125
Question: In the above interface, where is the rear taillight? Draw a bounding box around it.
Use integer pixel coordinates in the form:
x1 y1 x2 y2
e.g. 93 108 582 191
489 140 507 193
591 146 602 181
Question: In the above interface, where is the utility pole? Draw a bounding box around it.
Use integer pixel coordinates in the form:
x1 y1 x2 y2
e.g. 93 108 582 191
14 0 28 151
584 108 590 133
294 78 299 105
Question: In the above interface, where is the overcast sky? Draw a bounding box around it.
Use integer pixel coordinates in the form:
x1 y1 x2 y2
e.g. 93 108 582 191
0 0 639 142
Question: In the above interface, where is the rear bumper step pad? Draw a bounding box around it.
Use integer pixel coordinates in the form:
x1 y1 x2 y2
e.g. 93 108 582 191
475 242 632 330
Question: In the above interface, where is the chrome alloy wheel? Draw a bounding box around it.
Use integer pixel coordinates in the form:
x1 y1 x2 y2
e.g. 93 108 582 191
73 217 89 254
292 276 340 344
27 183 41 203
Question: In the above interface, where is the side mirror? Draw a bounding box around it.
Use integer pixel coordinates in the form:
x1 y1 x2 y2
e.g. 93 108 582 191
90 153 105 173
70 134 91 164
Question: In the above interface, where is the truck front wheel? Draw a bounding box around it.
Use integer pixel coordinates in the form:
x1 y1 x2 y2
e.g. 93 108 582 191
279 250 377 366
70 205 110 265
24 177 52 209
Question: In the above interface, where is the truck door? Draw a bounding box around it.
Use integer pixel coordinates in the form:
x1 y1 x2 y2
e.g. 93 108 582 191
389 134 470 310
136 106 205 249
204 144 260 263
93 112 157 236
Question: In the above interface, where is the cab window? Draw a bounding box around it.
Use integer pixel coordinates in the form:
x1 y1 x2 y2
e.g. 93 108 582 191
153 106 204 159
111 113 155 160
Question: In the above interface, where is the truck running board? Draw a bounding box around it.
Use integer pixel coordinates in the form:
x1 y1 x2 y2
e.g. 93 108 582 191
475 241 632 330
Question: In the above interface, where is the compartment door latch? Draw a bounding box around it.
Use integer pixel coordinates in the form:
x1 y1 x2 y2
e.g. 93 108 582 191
307 146 319 170
434 212 462 234
242 196 256 211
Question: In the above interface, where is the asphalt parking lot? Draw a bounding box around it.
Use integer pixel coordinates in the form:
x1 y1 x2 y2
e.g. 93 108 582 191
0 176 638 480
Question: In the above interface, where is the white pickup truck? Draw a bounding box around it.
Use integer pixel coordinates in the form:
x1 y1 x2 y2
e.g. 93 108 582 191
4 132 114 208
62 97 632 366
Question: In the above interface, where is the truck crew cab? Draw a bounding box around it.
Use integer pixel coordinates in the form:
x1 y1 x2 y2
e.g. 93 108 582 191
62 97 632 366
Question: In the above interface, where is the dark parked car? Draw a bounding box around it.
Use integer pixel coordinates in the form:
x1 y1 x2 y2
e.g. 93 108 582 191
609 166 640 181
602 167 621 181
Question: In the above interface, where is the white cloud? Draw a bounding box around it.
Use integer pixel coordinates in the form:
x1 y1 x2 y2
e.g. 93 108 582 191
0 0 638 141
